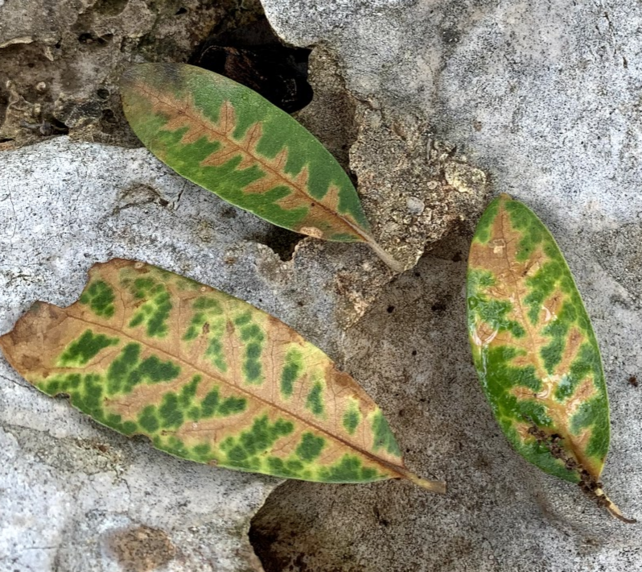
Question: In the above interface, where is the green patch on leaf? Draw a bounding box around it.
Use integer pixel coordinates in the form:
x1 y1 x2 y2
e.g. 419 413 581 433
295 432 325 462
343 402 362 435
280 347 304 398
79 280 116 318
57 330 119 367
372 411 401 456
127 277 172 338
305 381 324 417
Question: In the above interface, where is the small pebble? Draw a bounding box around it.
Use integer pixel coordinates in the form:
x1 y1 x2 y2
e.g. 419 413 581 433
406 196 425 215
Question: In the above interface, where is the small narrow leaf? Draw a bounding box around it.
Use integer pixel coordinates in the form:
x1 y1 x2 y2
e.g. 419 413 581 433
467 194 633 521
0 259 442 492
120 63 402 272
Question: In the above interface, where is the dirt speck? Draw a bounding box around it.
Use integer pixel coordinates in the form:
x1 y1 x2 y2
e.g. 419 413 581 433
106 525 176 572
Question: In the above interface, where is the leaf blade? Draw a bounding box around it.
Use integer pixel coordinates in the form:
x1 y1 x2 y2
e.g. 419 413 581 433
120 64 400 266
0 259 442 491
467 194 610 483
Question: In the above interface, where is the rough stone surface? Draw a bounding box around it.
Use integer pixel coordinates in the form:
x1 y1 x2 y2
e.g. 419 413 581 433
250 1 642 570
0 135 469 571
295 46 490 275
0 138 284 572
0 137 399 571
4 0 642 571
0 0 263 147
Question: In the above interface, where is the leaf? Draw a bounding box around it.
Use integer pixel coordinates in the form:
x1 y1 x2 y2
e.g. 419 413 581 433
120 63 403 272
467 194 633 522
0 259 443 492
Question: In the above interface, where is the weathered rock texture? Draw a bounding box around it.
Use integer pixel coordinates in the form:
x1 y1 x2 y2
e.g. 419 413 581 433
250 0 642 570
0 131 482 570
0 139 283 572
3 0 642 570
0 0 263 147
296 46 489 277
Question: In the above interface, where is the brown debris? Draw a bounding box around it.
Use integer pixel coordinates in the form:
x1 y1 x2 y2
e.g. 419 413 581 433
106 525 176 572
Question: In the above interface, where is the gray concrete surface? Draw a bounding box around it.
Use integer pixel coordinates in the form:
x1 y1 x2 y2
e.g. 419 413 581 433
249 0 642 570
0 138 285 572
2 0 642 570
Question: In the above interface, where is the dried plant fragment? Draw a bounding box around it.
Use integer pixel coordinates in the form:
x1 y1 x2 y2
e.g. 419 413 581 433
0 259 443 491
120 63 402 272
467 194 634 522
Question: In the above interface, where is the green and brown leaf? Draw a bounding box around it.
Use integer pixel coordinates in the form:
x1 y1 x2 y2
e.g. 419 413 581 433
120 63 402 271
467 194 632 521
0 259 443 491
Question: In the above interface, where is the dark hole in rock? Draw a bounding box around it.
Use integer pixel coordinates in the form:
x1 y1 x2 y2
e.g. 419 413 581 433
189 14 313 113
0 90 7 129
101 108 118 133
175 6 187 15
249 526 291 572
256 225 303 262
78 32 112 46
38 116 70 136
96 88 110 100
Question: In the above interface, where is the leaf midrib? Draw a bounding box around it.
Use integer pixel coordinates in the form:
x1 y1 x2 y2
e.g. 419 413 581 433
132 83 373 243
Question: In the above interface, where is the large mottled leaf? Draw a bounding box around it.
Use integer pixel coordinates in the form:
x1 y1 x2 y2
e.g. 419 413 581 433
467 194 633 521
0 259 443 492
120 63 402 272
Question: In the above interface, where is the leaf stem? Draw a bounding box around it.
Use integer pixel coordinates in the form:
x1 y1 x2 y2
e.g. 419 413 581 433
594 488 637 524
365 238 405 273
398 468 447 494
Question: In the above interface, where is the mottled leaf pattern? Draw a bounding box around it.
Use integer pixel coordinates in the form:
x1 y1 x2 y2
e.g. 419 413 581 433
121 63 402 271
467 194 632 521
0 260 443 491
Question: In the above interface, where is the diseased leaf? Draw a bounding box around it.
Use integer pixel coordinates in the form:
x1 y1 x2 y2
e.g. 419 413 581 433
120 63 402 272
0 259 443 492
467 194 633 521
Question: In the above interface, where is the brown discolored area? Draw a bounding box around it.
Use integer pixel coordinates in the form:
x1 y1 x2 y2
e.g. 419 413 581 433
106 525 176 572
527 425 635 524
